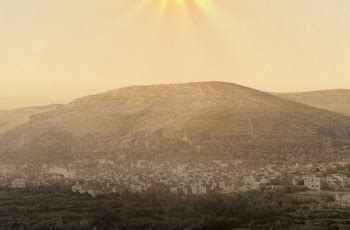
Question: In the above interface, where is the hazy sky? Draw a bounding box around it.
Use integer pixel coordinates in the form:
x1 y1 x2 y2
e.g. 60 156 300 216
1 0 350 109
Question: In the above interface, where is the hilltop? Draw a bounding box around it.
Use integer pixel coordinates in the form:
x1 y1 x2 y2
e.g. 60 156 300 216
1 82 349 164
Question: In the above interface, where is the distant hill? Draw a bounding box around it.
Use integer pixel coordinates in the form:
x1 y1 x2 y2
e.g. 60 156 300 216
1 82 350 164
273 89 350 116
0 104 61 134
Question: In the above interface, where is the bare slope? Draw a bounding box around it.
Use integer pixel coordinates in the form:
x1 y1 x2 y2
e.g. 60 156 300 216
1 82 350 164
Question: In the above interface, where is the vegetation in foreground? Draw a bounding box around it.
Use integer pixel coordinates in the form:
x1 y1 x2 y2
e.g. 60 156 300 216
0 186 349 229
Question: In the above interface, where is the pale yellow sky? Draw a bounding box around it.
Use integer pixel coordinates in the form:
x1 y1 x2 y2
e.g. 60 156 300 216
1 0 350 109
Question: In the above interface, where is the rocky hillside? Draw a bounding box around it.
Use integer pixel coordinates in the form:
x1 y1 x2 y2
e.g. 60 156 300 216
273 89 350 116
1 82 350 164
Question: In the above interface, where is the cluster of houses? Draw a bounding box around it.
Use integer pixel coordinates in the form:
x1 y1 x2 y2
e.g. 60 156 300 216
1 159 350 207
302 174 349 191
64 160 350 206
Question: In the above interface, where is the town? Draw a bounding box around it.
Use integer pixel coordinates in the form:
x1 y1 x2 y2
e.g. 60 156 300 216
1 158 350 208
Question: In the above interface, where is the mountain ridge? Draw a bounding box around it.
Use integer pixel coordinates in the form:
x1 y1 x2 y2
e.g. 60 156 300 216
1 82 350 164
0 104 61 134
273 89 350 116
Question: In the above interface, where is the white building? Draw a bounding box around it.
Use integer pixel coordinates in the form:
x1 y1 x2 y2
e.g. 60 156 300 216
335 193 350 207
303 176 321 191
11 179 26 189
48 166 76 179
191 183 207 195
130 184 143 193
72 183 82 193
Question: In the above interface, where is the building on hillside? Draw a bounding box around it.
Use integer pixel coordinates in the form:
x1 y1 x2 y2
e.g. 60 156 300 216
303 176 322 191
326 174 346 190
191 182 207 195
292 178 304 186
11 179 26 189
335 193 350 207
130 184 143 193
72 183 82 193
217 181 235 194
48 166 76 179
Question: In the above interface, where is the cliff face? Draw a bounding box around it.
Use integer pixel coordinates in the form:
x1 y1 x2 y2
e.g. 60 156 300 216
1 82 350 164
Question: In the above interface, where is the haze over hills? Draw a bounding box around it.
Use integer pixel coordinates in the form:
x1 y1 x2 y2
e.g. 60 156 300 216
0 104 60 135
273 89 350 116
1 82 350 164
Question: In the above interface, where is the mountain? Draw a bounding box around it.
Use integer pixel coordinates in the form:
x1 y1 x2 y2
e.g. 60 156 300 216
1 82 350 164
0 104 61 134
273 89 350 116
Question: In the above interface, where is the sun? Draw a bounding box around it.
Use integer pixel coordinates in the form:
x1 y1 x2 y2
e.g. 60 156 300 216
133 0 216 16
156 0 214 12
129 0 223 34
160 0 187 6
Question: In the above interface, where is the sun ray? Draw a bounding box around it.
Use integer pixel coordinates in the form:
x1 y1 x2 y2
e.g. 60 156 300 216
125 0 228 51
153 0 219 16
